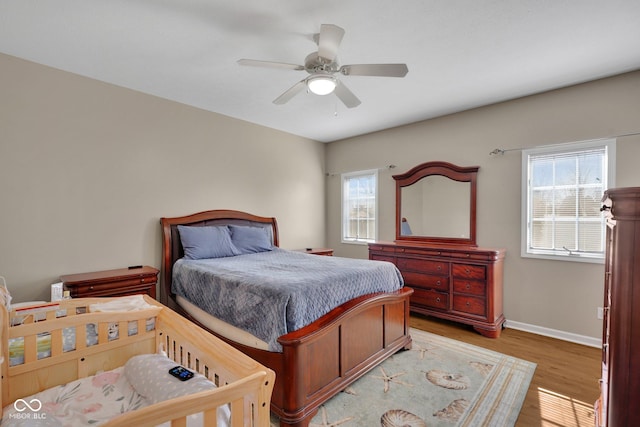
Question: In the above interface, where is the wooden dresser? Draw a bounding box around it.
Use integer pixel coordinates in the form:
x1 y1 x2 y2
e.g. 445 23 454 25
369 241 505 337
596 187 640 426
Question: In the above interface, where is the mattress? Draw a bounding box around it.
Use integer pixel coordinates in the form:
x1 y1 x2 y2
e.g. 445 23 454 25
172 248 404 351
176 295 269 350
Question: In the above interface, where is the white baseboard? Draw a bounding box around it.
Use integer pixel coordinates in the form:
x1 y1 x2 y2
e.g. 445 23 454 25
505 319 602 349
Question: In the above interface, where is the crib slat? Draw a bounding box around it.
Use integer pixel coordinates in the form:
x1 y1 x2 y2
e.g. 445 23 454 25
76 324 87 350
203 408 218 427
23 335 36 363
50 329 63 356
170 417 186 427
230 398 244 427
98 322 109 343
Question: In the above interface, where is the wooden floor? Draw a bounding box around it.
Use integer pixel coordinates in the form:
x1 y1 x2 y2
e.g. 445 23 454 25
410 314 601 427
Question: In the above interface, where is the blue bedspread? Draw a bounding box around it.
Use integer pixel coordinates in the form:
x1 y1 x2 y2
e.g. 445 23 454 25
172 248 404 351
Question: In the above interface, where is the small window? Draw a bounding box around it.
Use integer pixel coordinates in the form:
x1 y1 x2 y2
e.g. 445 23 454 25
521 139 615 263
342 170 378 244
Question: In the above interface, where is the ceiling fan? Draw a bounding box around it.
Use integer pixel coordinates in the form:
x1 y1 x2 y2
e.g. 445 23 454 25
238 24 408 108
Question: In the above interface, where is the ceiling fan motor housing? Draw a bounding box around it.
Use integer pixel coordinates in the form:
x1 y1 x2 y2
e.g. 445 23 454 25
304 52 338 74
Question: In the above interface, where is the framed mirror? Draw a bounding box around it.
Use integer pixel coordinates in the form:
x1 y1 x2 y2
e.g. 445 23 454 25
394 161 478 246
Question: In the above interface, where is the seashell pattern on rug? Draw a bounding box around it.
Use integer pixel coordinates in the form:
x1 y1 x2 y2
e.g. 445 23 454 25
381 409 428 427
426 369 471 390
469 361 493 376
433 398 470 421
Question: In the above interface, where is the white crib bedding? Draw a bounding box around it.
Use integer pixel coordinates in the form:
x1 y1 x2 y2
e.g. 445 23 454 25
2 354 230 427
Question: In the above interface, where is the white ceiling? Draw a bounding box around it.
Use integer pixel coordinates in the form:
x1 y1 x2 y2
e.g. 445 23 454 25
1 1 639 143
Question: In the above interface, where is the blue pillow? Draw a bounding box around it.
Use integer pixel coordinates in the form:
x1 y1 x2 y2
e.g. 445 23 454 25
229 225 273 254
177 225 241 260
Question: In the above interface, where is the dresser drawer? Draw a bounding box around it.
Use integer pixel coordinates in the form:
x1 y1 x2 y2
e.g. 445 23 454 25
398 258 448 275
453 295 486 317
370 254 396 263
452 263 486 280
412 288 449 310
401 271 448 291
453 279 486 297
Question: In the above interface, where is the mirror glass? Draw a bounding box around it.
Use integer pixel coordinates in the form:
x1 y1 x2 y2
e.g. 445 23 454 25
400 176 470 238
394 162 478 246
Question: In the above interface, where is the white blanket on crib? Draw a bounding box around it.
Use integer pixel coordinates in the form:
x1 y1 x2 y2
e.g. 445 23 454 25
2 355 230 427
2 367 140 426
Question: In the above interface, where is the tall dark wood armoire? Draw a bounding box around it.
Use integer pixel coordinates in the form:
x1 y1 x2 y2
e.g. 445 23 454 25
596 187 640 427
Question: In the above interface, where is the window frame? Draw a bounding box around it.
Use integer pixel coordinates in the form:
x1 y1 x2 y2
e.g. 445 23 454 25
521 139 616 263
341 169 379 245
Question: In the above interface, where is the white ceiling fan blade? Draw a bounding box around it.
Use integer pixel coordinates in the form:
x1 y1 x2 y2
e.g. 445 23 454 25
340 63 409 77
238 59 304 71
317 24 345 62
273 80 307 105
334 80 361 108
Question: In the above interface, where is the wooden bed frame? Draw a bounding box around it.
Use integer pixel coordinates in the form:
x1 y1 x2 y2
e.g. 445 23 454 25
160 210 413 427
0 295 274 426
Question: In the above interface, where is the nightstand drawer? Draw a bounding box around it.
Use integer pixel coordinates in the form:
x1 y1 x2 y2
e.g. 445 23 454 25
61 266 158 299
296 248 334 256
68 278 154 297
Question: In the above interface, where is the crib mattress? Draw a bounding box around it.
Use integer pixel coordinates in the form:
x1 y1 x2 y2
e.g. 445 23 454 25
2 366 140 426
2 355 230 427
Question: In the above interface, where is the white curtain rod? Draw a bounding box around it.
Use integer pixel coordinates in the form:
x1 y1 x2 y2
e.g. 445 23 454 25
489 131 640 156
325 164 396 177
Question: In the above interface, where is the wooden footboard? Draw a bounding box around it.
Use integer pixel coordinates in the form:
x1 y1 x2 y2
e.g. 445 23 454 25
273 287 413 426
173 288 413 427
0 296 275 427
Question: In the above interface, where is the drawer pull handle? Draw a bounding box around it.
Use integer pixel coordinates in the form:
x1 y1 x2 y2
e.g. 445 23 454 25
466 301 470 306
436 297 441 303
465 268 470 274
89 286 94 290
436 280 441 286
437 265 442 271
465 283 471 289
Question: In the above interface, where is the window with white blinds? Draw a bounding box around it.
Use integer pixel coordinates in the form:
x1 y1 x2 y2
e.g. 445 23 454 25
521 139 615 262
342 169 378 243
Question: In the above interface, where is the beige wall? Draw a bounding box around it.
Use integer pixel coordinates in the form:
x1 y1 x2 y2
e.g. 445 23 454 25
2 50 639 342
0 53 326 303
326 71 640 341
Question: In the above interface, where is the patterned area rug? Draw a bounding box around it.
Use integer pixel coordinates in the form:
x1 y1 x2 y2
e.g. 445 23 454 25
271 328 535 427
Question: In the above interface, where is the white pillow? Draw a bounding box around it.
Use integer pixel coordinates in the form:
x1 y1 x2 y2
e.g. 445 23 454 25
124 354 215 404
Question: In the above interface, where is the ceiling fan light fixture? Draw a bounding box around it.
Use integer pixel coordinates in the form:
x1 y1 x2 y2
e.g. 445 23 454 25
306 74 336 95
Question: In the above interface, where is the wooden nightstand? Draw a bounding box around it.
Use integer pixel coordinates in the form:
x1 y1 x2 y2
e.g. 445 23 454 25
60 266 158 299
297 248 334 256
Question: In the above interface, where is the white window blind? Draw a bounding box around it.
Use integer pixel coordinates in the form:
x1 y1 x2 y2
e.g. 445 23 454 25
342 170 378 243
522 140 615 262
